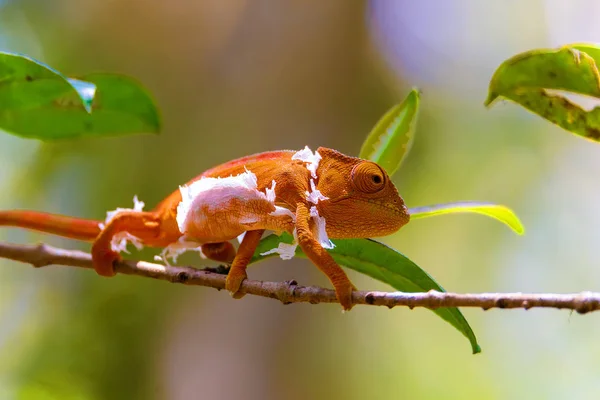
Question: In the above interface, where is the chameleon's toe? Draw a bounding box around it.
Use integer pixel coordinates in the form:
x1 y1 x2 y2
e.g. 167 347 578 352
225 270 247 299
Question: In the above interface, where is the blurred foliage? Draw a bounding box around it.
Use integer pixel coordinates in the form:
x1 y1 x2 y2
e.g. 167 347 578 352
1 1 600 400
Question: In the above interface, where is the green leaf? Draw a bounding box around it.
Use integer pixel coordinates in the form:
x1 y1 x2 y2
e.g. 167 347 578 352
485 44 600 141
67 73 161 138
0 51 160 139
359 88 420 176
409 202 525 235
251 233 481 354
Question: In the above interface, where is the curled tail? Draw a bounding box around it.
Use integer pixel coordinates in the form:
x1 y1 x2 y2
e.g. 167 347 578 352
0 210 101 241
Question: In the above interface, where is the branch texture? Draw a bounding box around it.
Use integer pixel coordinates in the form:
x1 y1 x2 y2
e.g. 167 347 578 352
1 241 600 314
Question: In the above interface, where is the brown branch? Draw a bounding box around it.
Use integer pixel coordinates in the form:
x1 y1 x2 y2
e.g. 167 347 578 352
1 241 600 313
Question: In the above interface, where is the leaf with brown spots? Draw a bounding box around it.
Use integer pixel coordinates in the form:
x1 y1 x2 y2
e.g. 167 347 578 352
485 44 600 141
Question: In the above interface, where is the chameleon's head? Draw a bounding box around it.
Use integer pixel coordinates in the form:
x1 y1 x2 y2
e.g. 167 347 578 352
314 147 410 239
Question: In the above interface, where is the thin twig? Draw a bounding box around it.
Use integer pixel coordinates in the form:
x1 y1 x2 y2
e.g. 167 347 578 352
1 241 600 313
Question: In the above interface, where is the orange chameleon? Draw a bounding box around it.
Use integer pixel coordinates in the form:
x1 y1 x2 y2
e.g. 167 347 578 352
0 146 410 310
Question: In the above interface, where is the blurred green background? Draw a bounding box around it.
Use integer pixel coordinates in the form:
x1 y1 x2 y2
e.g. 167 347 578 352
2 1 600 399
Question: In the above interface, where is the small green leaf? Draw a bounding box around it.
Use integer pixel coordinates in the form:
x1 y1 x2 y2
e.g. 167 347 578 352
70 73 161 137
359 88 420 176
252 233 481 354
409 202 525 235
0 51 160 139
485 44 600 141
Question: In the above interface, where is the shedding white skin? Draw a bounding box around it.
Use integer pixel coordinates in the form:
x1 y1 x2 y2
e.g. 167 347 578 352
176 170 293 233
261 205 334 258
99 195 145 253
305 179 328 204
159 170 294 264
310 206 335 249
260 229 299 260
296 146 333 248
262 146 334 259
292 146 321 179
177 169 256 232
154 237 206 266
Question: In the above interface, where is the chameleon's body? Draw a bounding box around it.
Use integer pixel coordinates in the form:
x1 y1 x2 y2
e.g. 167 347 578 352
0 146 409 310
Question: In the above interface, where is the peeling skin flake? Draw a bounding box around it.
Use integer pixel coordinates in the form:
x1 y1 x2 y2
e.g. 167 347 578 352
262 206 334 260
111 232 144 254
155 237 205 265
260 241 298 260
99 195 146 253
305 179 328 204
99 195 145 229
270 206 296 221
292 145 322 179
309 206 335 249
265 180 277 202
265 179 296 220
261 229 299 259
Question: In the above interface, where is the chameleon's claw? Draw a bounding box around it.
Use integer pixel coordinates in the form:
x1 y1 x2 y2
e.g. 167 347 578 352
225 269 247 299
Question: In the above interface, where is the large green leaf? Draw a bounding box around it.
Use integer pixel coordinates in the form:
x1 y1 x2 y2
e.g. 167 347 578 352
0 52 160 139
251 233 481 354
359 88 420 176
409 202 525 235
485 43 600 141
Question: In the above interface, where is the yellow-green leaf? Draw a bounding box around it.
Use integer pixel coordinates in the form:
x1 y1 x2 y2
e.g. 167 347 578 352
359 88 420 176
409 202 525 235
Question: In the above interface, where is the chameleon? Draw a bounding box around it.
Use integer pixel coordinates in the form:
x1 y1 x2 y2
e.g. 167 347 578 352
0 146 410 310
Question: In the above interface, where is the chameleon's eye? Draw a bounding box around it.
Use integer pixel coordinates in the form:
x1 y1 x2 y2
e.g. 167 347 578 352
351 162 386 193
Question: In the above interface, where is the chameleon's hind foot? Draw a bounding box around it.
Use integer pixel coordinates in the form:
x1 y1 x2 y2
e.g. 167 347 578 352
225 230 264 300
201 242 236 264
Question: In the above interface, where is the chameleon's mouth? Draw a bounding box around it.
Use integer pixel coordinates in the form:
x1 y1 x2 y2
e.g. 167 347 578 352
365 199 409 219
333 197 410 227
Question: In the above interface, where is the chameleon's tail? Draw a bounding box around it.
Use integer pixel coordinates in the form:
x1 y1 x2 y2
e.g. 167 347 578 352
0 210 101 241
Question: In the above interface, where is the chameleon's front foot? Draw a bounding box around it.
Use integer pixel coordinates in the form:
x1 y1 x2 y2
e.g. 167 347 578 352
334 280 358 311
91 244 121 277
225 268 247 299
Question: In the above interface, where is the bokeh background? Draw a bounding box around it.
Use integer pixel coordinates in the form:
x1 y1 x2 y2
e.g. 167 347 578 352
1 1 600 399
